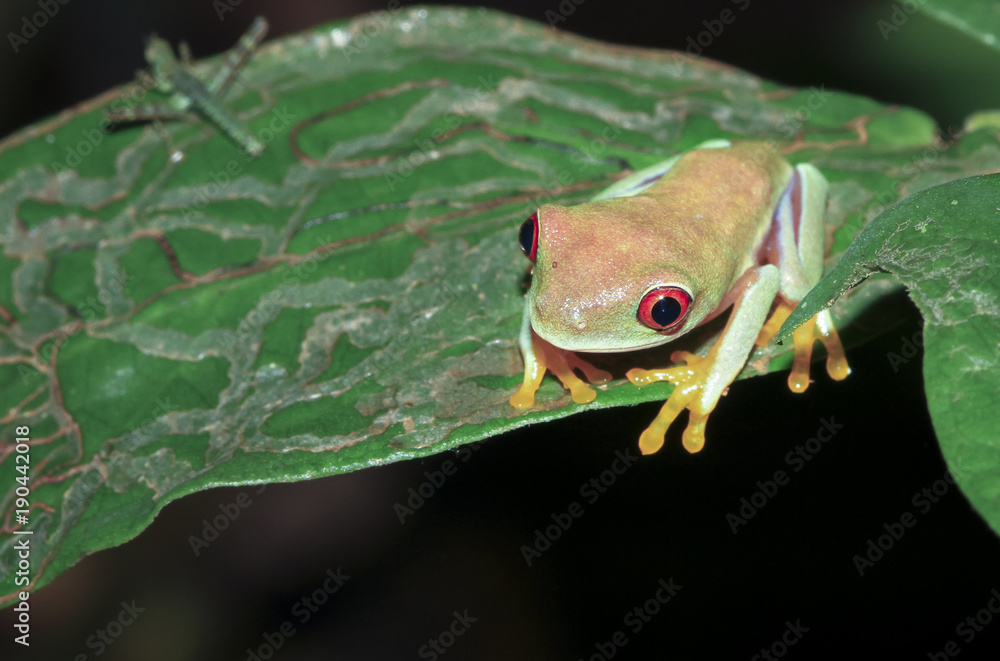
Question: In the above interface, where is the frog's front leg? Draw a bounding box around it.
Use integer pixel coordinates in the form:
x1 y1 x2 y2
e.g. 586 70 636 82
628 265 781 454
509 303 611 408
754 163 850 391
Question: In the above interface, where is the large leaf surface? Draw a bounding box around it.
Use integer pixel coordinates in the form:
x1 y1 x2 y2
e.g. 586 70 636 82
920 0 1000 53
2 7 1000 603
777 173 1000 534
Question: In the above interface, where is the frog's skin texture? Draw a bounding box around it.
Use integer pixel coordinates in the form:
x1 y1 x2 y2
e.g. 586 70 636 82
510 140 849 454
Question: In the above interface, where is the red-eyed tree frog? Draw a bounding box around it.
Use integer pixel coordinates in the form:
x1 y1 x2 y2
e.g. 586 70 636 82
510 140 850 455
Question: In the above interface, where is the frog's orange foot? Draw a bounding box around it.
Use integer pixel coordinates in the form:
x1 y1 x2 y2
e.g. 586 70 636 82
626 350 714 456
755 302 793 347
756 303 850 394
787 309 850 393
565 352 612 387
509 382 540 409
510 332 611 409
626 351 705 387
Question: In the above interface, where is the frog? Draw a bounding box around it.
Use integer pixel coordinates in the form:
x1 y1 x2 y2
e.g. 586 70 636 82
509 139 850 455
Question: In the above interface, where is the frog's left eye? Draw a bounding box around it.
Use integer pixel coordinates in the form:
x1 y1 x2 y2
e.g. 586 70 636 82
518 212 539 262
637 286 692 332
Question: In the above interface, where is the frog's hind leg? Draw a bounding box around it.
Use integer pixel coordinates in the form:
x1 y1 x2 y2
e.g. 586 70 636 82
758 163 849 391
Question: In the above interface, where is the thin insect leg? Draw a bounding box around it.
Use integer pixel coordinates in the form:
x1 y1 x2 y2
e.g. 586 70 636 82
103 21 268 157
179 41 194 65
150 120 180 155
207 17 269 97
105 104 188 122
136 67 160 90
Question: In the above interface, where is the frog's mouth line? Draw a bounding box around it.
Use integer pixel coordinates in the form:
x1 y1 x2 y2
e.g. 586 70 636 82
569 338 676 354
530 322 680 354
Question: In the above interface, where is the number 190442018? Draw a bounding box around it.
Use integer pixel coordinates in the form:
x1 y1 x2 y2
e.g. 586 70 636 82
12 425 33 647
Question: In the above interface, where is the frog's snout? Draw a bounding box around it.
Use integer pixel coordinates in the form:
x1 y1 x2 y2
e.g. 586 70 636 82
531 295 589 341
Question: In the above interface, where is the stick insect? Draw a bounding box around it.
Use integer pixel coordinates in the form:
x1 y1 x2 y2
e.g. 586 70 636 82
106 17 269 157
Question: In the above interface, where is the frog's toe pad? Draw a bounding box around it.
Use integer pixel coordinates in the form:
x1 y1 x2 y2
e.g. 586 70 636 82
786 309 851 393
639 425 666 455
568 382 598 404
626 355 702 387
681 412 708 453
509 387 537 409
636 352 713 454
627 367 658 386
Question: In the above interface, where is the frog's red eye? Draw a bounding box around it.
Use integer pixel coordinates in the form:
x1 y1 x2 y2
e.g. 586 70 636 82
518 212 539 262
637 286 692 331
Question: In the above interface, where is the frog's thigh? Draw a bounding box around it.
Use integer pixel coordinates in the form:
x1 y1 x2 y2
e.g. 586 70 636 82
769 163 850 385
695 264 781 413
772 163 828 300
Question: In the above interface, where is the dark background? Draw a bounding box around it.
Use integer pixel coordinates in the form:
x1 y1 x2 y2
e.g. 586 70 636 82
3 1 1000 659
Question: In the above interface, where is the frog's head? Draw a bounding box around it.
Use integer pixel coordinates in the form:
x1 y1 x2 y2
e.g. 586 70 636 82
517 201 710 353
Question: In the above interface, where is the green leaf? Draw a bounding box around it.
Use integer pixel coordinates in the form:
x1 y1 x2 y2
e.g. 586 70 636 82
920 0 1000 53
776 173 1000 534
2 7 1000 603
